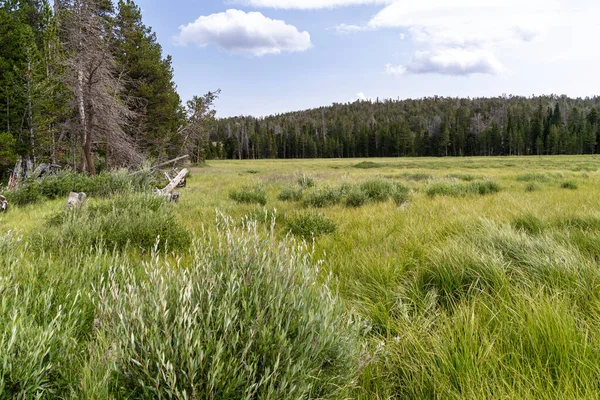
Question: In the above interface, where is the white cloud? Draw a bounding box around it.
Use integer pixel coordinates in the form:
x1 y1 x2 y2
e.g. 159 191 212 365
356 92 372 101
385 64 406 76
387 49 503 76
175 9 311 56
331 0 567 76
231 0 392 10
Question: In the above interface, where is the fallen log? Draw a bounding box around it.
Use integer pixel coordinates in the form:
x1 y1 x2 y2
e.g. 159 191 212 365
154 168 188 202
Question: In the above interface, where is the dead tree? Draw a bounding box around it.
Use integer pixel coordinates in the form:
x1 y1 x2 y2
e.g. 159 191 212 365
154 168 188 202
61 0 142 174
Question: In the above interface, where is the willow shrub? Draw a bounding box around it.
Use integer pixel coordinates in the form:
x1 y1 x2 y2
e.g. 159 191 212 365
95 216 363 399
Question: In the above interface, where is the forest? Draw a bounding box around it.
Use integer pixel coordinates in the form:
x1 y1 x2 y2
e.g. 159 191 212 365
0 0 217 181
215 95 600 160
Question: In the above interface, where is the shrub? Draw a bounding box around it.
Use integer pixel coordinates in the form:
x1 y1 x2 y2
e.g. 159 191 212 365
285 212 337 238
525 183 540 192
425 181 462 197
229 185 267 205
278 186 303 202
96 217 359 398
401 173 432 181
561 180 578 190
303 187 342 208
5 170 157 206
297 174 316 188
466 180 502 195
425 180 501 197
346 187 369 207
391 184 410 205
516 173 551 183
353 161 383 169
447 173 476 181
36 194 192 252
360 179 395 202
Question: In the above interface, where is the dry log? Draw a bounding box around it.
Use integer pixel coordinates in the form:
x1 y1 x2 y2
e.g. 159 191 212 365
154 168 188 202
66 192 87 209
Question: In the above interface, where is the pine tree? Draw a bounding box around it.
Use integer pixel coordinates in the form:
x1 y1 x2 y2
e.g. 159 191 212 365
114 0 182 159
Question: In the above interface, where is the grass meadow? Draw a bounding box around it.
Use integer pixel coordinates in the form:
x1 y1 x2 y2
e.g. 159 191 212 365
3 155 600 398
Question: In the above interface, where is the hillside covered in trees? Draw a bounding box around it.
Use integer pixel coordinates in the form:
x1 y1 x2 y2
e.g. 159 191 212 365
0 0 217 180
215 96 600 160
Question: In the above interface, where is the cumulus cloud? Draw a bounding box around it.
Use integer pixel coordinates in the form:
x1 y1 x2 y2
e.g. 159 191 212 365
231 0 392 10
387 49 503 76
175 9 312 56
331 0 564 76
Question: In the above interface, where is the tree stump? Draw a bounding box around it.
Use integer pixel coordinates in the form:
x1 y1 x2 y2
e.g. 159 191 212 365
0 195 7 213
66 192 87 209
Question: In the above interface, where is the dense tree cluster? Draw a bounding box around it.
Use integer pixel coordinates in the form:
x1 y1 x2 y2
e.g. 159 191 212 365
0 0 216 180
215 96 600 159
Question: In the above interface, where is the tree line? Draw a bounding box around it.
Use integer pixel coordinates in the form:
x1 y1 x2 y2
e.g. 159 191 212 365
0 0 217 180
214 95 600 160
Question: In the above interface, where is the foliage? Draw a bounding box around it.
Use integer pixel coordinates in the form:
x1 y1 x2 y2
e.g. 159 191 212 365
36 194 191 252
560 180 578 189
5 170 157 206
285 212 337 238
425 179 502 197
229 184 267 205
278 186 303 202
216 97 600 159
297 173 316 188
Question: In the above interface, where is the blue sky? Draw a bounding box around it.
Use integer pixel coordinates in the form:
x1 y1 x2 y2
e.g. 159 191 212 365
134 0 600 118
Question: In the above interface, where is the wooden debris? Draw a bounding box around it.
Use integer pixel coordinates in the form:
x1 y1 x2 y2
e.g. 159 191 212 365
30 163 61 179
154 168 188 202
132 155 189 175
0 195 7 213
66 192 87 209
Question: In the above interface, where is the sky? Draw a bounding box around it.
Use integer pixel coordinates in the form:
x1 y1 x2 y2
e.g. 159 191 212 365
133 0 600 118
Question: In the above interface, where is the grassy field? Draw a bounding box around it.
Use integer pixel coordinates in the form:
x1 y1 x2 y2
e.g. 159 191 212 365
3 155 600 398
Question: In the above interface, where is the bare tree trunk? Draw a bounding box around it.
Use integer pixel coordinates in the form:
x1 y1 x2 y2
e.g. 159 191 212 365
26 59 36 164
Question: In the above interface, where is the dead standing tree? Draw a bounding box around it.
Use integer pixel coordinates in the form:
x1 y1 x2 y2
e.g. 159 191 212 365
61 0 142 175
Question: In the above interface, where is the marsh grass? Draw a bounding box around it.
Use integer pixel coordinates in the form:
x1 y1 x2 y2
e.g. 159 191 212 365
285 212 337 238
229 184 268 205
4 155 600 399
425 179 501 197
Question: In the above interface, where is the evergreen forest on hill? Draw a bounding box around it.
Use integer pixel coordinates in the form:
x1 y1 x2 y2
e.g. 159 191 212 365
215 95 600 159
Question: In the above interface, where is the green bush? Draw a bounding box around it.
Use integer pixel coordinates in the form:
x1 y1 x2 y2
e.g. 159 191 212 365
97 217 359 398
425 181 462 197
516 173 551 183
353 161 383 169
285 212 337 238
447 173 476 181
303 187 342 208
466 180 502 195
5 170 157 206
229 185 267 205
278 186 303 202
525 182 540 192
297 174 316 188
425 180 501 197
346 187 369 207
561 180 578 190
36 194 192 252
